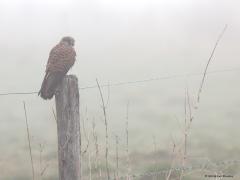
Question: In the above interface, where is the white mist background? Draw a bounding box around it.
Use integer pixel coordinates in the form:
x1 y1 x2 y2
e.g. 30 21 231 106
0 0 240 179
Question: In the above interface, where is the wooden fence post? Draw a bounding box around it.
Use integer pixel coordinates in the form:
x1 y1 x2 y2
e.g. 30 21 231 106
55 75 81 180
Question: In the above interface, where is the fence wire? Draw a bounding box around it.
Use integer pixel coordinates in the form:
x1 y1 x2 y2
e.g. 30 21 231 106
0 67 240 96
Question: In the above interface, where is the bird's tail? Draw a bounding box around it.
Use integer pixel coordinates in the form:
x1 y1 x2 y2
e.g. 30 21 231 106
38 72 48 100
39 72 64 100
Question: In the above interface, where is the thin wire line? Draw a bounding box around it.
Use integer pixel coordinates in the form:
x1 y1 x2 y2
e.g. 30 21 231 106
0 67 239 96
80 67 240 90
0 91 39 96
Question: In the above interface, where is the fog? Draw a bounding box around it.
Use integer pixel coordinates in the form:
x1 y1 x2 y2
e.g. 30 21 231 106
0 0 240 179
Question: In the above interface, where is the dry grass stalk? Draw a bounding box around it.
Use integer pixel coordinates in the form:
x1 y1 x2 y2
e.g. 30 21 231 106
115 135 119 180
177 26 227 178
38 141 49 179
197 25 227 103
82 107 90 154
186 88 193 122
166 140 176 180
52 107 57 123
92 121 98 167
167 85 194 180
184 87 187 159
40 164 49 177
126 101 131 180
92 120 102 179
96 79 110 180
88 141 92 180
39 143 44 179
179 88 188 180
152 135 158 180
23 101 35 180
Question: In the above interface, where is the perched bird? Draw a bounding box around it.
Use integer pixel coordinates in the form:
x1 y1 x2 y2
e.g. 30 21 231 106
39 36 76 100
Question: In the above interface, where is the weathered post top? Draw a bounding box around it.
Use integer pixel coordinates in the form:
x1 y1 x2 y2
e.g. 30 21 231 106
55 75 81 180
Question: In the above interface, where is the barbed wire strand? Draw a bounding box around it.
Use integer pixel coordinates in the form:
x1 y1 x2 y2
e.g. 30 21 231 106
0 67 239 96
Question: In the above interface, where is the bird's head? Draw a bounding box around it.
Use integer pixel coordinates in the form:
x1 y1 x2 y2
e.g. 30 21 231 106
61 36 75 47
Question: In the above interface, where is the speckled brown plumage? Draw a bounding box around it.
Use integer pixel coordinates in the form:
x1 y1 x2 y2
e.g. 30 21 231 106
39 37 76 100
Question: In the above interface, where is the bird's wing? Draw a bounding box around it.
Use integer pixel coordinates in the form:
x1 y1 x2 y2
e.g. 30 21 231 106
39 43 76 100
46 44 76 74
